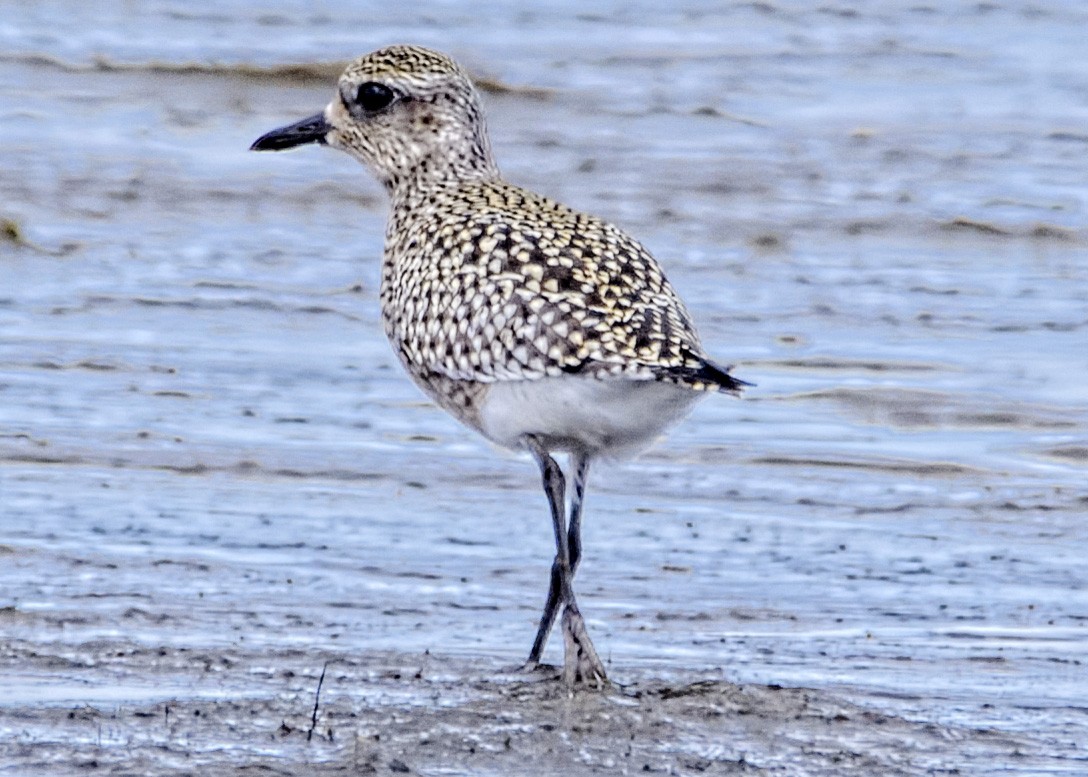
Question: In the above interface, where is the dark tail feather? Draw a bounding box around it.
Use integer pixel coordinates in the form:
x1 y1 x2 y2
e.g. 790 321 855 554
659 357 752 394
693 359 752 394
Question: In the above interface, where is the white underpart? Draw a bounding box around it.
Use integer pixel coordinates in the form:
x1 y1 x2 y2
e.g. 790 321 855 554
479 376 706 458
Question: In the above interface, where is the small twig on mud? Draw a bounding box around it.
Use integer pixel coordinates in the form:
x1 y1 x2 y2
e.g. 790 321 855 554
307 661 329 742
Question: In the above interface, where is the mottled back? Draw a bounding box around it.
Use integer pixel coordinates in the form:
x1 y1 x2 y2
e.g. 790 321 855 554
317 45 743 421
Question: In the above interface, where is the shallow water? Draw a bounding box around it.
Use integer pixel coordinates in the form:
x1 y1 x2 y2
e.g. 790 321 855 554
2 2 1087 775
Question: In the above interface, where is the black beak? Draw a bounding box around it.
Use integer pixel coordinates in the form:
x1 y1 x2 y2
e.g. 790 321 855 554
250 113 331 152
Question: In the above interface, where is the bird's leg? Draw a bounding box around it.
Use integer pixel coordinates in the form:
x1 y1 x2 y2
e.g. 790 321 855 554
526 453 590 665
523 438 606 686
522 435 568 668
557 452 605 686
525 558 563 667
567 452 590 582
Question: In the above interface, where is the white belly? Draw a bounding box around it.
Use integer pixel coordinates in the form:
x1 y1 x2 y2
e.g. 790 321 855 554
478 376 706 458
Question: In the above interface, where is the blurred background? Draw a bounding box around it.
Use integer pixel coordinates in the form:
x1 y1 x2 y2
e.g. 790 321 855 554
1 0 1086 771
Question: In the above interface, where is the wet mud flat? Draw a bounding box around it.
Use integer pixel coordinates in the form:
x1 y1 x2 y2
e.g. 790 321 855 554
1 641 1074 777
2 446 1085 776
3 2 1088 776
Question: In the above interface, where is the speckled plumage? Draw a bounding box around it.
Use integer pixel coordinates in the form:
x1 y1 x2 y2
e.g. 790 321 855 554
313 45 744 444
383 179 734 432
251 44 747 684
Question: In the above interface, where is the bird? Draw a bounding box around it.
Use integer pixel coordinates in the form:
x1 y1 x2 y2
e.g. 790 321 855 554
251 44 747 686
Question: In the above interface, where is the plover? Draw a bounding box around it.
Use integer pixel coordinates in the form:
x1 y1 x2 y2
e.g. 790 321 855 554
251 45 747 685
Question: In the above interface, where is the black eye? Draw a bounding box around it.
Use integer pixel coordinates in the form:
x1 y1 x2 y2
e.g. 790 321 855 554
354 82 396 113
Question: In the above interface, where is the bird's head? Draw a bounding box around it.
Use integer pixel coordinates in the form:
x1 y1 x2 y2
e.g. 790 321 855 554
251 45 498 191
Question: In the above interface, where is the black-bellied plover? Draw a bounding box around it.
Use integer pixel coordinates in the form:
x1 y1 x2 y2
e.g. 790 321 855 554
251 45 747 686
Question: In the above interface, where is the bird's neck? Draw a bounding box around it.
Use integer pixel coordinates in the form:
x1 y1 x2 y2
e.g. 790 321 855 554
385 136 500 201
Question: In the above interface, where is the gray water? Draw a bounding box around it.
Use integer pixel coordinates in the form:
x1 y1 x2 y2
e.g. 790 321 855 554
1 2 1087 774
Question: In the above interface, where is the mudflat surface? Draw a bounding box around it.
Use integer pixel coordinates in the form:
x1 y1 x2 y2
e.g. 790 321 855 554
2 2 1087 775
1 644 1063 777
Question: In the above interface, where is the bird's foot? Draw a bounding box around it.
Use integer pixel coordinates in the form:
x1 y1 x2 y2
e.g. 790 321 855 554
560 603 608 688
516 659 557 676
